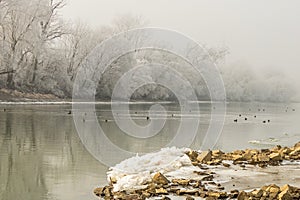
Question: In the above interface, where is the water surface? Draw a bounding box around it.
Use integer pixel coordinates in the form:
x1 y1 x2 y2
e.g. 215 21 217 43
0 102 300 200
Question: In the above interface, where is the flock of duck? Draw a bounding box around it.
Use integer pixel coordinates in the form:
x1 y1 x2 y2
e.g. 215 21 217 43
3 105 295 125
63 106 296 124
233 107 296 124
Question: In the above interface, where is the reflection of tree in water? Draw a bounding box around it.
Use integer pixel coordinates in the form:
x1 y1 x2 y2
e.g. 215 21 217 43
0 106 106 200
0 111 48 200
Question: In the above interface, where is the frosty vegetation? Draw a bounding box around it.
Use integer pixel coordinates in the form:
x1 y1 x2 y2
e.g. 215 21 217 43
0 0 296 102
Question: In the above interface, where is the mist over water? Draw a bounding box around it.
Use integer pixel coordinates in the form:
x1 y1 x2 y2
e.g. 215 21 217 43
221 61 298 102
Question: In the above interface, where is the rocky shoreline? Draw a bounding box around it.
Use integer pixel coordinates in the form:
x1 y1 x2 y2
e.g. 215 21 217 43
94 142 300 200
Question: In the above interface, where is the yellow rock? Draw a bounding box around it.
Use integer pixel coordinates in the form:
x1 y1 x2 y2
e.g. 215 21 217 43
237 191 249 200
242 152 253 160
212 150 224 157
222 162 230 167
187 150 199 161
267 185 280 193
269 152 282 161
289 147 300 156
172 179 189 186
207 191 219 198
280 184 290 192
197 151 212 163
176 189 198 195
232 154 244 161
280 148 292 156
258 154 270 162
294 142 300 148
233 150 244 155
152 172 169 185
93 187 104 197
251 189 263 198
155 188 168 194
278 190 292 200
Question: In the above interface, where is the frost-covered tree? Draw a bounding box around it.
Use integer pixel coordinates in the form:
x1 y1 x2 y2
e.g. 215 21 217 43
0 0 65 89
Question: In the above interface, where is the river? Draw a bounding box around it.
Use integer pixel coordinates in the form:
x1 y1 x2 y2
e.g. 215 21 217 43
0 102 299 200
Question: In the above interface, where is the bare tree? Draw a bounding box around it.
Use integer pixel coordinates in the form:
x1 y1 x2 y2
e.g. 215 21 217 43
62 22 111 81
0 0 66 88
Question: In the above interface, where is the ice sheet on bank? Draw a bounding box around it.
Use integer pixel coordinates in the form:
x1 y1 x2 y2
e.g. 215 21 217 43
107 147 300 193
107 147 200 192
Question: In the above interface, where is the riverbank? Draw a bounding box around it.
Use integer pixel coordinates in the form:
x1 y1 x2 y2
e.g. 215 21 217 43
94 142 300 199
0 88 63 102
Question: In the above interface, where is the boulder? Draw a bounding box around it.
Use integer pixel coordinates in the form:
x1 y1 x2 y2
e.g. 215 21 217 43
258 154 270 162
269 152 282 161
294 142 300 148
155 188 168 195
187 151 199 161
152 172 169 185
237 191 249 200
197 151 212 163
251 189 263 198
232 154 244 162
278 190 292 200
172 179 189 186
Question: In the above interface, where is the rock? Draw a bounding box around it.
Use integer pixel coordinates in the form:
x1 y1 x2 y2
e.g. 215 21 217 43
176 189 198 195
258 154 270 162
172 179 189 186
212 150 224 157
294 142 300 148
109 176 117 184
232 154 244 162
267 184 280 194
261 149 270 153
94 187 104 197
186 195 194 200
237 191 249 200
194 171 209 176
242 152 253 160
94 186 113 197
251 189 263 198
269 152 282 161
187 150 198 161
162 196 171 200
168 187 180 193
124 194 141 200
281 148 292 156
230 190 239 198
207 191 220 198
142 191 151 198
201 175 214 181
280 184 292 192
155 188 168 195
103 186 112 197
206 197 217 200
278 190 292 200
152 172 169 185
289 147 300 156
207 159 222 165
197 151 212 163
207 191 227 198
222 162 230 167
233 150 244 155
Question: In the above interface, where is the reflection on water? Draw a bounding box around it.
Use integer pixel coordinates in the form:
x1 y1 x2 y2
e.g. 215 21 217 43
0 102 300 200
0 105 107 200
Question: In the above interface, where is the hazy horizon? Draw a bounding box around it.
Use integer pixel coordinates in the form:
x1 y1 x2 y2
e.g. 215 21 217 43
61 0 300 78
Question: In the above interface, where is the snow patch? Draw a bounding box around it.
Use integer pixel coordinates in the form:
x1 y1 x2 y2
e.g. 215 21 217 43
107 147 200 192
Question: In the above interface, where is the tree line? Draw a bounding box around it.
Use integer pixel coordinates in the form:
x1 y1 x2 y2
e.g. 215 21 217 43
0 0 296 102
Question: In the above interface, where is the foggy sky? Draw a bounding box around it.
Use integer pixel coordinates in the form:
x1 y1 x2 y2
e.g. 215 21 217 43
61 0 300 79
